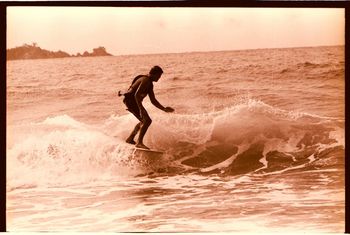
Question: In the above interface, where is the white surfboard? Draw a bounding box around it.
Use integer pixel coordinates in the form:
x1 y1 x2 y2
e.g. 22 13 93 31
134 147 164 154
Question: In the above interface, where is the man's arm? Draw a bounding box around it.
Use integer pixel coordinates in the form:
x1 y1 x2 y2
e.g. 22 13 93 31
149 88 166 111
149 88 175 112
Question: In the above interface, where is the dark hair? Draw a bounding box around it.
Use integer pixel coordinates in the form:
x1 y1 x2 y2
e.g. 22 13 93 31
149 65 163 75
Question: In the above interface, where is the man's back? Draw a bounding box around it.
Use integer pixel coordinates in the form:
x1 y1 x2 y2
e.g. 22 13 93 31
127 75 153 99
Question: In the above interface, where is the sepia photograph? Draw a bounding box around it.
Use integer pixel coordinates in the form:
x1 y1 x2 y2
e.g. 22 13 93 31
6 6 345 232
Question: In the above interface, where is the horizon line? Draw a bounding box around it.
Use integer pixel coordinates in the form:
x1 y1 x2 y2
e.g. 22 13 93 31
6 43 344 58
114 44 345 57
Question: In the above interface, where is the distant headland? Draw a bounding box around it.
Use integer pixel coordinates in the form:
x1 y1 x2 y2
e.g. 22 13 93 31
7 43 113 60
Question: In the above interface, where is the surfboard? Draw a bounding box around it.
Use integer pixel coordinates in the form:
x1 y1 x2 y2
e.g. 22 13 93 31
135 147 164 154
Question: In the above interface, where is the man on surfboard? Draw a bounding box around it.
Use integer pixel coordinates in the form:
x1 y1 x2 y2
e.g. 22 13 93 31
119 66 174 149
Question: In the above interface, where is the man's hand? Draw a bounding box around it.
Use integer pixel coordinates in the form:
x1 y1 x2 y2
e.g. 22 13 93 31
164 107 175 113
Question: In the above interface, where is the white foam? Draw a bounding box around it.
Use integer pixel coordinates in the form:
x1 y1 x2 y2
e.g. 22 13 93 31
7 116 144 189
40 114 86 129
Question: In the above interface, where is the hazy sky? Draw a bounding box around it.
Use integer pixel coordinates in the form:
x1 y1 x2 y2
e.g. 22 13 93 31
7 7 345 55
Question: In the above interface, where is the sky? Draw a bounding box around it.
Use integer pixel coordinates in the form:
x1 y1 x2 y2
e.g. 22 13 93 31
7 7 345 56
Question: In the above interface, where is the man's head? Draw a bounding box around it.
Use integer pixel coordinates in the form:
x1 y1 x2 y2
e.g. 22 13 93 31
149 65 163 82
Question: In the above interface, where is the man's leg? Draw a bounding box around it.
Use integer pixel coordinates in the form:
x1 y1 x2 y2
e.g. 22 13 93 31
124 98 143 145
126 122 141 144
136 114 152 149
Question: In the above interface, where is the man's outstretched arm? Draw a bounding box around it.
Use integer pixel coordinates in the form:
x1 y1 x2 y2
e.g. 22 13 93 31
149 89 174 112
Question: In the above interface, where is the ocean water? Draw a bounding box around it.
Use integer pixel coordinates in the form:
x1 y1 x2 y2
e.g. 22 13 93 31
6 46 345 232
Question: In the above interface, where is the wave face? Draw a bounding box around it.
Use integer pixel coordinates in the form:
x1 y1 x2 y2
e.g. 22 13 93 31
7 99 344 189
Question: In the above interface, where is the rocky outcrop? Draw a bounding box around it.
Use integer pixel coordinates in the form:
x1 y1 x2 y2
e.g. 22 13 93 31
73 47 112 57
7 43 113 61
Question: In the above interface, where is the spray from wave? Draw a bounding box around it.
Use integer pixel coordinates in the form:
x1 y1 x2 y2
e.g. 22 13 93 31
7 99 344 190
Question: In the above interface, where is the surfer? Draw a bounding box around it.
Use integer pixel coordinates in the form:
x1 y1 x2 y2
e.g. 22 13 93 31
118 66 174 149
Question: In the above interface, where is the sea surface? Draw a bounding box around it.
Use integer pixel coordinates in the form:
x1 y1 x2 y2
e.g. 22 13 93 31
6 46 345 232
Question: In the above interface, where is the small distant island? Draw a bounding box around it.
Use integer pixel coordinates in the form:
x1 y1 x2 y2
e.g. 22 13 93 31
7 43 113 60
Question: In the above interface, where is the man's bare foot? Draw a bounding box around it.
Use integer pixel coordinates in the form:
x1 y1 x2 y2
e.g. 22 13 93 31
135 143 150 149
126 138 136 145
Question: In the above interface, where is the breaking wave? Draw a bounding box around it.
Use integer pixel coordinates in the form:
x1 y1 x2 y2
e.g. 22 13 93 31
7 99 344 190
